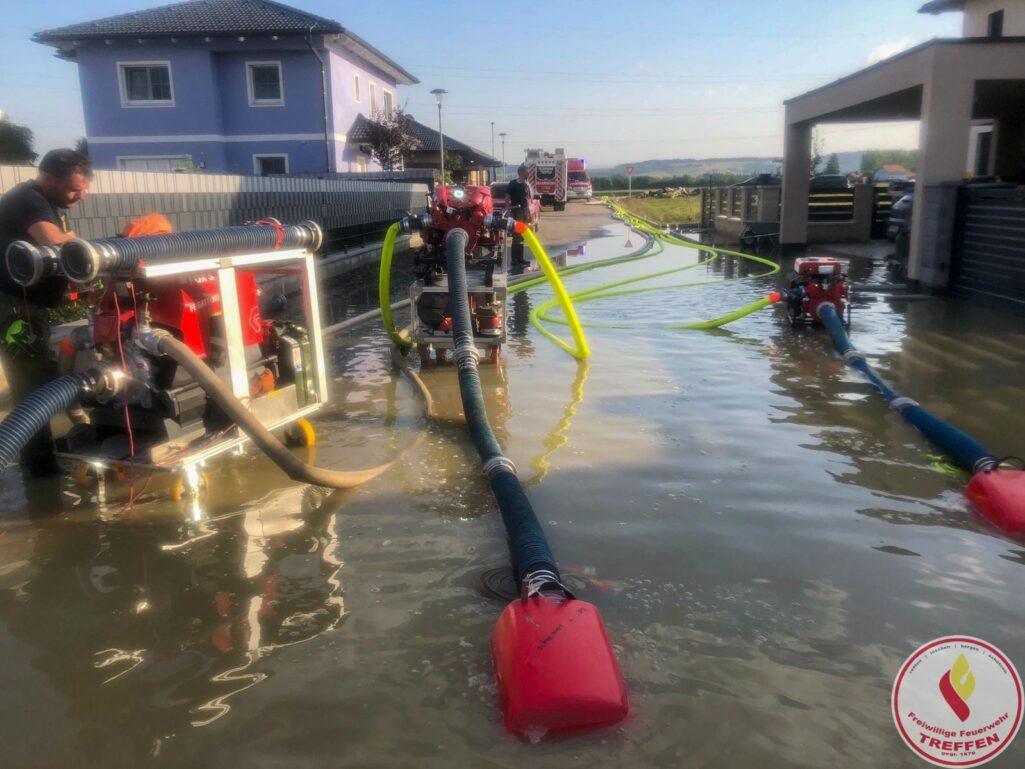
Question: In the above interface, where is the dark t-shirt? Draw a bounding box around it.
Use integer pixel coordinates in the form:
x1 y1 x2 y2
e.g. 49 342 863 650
0 181 69 307
507 178 532 219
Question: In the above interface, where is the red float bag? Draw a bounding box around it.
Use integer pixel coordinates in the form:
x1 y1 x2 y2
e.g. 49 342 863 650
491 596 628 738
967 469 1025 535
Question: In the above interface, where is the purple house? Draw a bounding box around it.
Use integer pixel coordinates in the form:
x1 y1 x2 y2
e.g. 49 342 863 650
34 0 418 175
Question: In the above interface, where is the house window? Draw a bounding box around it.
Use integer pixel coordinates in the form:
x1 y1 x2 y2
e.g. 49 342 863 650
353 74 361 102
987 10 1004 38
247 61 283 106
117 155 191 172
254 154 288 176
382 89 394 115
369 82 377 114
119 62 174 106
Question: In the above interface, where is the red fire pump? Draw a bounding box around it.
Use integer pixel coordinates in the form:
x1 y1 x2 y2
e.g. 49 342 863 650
785 257 851 326
404 185 510 365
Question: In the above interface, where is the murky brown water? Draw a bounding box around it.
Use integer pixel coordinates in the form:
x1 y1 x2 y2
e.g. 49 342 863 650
1 219 1024 768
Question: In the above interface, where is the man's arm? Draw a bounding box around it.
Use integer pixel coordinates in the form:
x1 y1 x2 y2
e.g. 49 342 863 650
27 221 76 245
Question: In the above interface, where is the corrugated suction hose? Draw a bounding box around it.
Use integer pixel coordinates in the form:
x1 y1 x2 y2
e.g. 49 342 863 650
141 330 393 489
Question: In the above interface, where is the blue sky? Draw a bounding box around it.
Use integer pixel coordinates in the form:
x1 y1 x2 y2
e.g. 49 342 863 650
0 0 961 167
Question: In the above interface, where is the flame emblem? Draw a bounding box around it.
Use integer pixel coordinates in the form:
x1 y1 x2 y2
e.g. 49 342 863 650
939 653 976 722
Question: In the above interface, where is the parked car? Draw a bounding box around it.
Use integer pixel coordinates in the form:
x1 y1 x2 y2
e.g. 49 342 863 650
887 193 914 242
809 174 851 192
489 182 542 230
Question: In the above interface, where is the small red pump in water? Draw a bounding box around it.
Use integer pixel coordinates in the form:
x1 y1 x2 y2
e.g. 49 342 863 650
786 257 850 326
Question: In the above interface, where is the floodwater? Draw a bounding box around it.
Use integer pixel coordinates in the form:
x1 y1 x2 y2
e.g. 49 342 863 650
1 215 1024 768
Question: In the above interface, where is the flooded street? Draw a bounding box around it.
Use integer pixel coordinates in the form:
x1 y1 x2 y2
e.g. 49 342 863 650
1 205 1023 768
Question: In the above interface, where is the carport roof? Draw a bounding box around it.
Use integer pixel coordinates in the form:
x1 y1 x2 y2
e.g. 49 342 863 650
919 1 965 13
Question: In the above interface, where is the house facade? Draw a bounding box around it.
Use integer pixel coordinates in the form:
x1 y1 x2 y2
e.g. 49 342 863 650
34 0 418 175
780 0 1025 297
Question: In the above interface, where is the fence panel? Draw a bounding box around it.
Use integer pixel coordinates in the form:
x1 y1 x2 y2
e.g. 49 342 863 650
0 166 429 245
951 184 1025 311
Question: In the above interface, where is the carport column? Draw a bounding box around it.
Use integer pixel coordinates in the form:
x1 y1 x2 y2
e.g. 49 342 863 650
780 114 812 254
908 70 974 289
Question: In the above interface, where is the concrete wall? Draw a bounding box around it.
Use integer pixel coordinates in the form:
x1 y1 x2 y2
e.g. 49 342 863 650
962 0 1025 36
0 165 428 240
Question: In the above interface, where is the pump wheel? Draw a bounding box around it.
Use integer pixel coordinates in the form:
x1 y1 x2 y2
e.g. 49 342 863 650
285 418 316 448
418 344 432 367
170 470 210 502
73 461 94 488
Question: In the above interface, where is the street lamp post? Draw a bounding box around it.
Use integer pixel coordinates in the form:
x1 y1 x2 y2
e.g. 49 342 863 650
490 121 495 183
430 88 448 185
499 132 507 181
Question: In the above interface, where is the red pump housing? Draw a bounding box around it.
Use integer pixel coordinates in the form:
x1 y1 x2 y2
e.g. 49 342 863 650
424 185 500 254
93 271 264 358
791 257 849 324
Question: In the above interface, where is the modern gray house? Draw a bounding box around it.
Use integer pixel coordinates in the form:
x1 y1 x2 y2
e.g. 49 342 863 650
34 0 419 175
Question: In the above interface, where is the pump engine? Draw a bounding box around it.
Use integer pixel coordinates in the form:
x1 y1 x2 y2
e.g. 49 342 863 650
785 257 850 326
401 185 514 365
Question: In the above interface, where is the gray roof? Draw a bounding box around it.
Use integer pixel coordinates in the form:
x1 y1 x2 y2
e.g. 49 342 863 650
34 0 418 84
349 114 500 167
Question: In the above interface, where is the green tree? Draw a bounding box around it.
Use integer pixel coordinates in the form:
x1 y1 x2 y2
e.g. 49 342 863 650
860 149 918 174
363 108 421 171
74 137 89 157
809 128 824 176
0 118 38 164
824 153 841 174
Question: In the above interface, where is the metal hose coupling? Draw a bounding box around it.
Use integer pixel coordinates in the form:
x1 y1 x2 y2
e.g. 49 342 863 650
453 343 480 372
482 455 517 479
400 212 432 233
5 241 61 287
889 396 919 411
135 326 172 356
483 215 515 233
972 456 1000 474
842 348 865 365
82 362 128 403
521 569 573 599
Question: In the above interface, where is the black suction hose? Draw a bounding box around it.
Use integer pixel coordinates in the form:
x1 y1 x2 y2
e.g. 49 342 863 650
140 330 394 489
443 228 562 591
0 373 92 468
60 221 322 283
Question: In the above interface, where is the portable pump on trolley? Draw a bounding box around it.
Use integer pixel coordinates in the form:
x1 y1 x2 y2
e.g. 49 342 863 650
784 256 851 327
401 185 510 366
2 221 331 500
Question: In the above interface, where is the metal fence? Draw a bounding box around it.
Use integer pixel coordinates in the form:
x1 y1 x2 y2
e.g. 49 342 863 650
807 190 855 223
951 184 1025 311
0 165 429 243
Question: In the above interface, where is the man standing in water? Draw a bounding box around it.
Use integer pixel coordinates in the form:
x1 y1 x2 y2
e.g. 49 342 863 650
0 149 92 476
507 164 534 267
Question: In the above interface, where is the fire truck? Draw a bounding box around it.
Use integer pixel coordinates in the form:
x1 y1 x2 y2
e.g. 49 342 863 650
525 148 568 211
567 158 592 201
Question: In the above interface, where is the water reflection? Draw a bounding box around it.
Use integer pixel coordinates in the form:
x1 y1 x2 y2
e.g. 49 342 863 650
0 485 348 760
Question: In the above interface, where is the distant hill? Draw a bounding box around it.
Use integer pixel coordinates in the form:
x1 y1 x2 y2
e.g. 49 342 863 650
592 151 865 178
